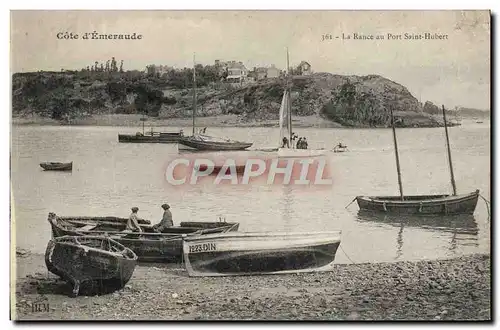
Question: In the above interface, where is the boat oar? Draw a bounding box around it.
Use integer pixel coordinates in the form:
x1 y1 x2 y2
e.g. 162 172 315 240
345 198 357 209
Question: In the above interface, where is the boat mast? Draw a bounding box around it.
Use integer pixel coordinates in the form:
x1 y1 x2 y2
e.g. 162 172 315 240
442 105 457 196
192 54 197 136
390 107 404 201
286 48 293 147
142 113 145 135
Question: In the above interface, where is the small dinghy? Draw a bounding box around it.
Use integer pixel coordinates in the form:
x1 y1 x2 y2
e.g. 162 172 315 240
45 236 138 297
183 231 341 277
40 162 73 171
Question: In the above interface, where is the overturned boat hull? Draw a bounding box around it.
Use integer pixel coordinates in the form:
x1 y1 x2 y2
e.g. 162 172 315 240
355 190 479 215
45 236 137 297
183 231 341 277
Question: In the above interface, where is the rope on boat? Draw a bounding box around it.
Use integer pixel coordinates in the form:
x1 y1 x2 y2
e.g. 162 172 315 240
340 245 356 264
344 198 357 209
479 194 491 221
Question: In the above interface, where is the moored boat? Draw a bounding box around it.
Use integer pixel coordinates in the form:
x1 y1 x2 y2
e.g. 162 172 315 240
40 162 73 171
355 105 479 216
356 190 479 215
45 235 137 297
183 231 342 277
118 114 183 143
333 143 348 153
47 213 239 262
274 49 326 158
177 55 253 152
178 135 253 151
118 131 183 143
277 148 325 158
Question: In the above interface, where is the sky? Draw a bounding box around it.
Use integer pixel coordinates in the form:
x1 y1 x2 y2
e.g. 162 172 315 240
10 10 490 109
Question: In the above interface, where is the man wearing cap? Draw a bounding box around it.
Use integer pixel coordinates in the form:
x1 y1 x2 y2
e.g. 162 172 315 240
153 204 174 233
126 207 143 233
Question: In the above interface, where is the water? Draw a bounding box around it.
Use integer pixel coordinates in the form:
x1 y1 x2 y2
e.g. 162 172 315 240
11 123 491 264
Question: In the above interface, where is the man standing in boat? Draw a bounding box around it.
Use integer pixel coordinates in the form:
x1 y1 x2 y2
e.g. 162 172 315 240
126 207 143 233
153 204 174 233
282 136 290 148
302 137 308 149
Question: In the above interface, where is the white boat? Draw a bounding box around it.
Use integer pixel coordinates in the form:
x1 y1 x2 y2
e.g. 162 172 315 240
182 231 341 277
276 50 326 158
277 148 326 158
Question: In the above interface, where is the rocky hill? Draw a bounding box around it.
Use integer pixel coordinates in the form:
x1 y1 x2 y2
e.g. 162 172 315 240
12 71 452 128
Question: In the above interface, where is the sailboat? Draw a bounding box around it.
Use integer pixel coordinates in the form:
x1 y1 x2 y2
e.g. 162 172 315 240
355 105 479 215
177 56 253 152
276 49 326 158
118 113 183 143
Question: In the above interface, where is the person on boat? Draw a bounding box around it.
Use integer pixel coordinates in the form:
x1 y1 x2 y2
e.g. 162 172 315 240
126 207 143 233
153 204 174 233
302 137 308 149
282 136 290 148
296 137 303 149
291 133 298 147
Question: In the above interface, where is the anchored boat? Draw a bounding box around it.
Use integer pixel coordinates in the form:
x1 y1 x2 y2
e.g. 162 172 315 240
177 55 253 152
178 134 253 151
276 49 326 158
118 131 183 143
47 213 239 262
355 105 479 215
45 236 137 297
40 162 73 171
183 231 341 277
118 115 183 143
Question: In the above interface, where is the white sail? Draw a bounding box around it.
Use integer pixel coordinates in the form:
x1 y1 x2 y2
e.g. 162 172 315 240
278 90 290 147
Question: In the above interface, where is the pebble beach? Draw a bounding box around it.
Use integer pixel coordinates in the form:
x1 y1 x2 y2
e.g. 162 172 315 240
13 251 491 321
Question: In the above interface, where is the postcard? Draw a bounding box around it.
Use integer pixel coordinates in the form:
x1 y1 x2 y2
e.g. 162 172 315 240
10 10 491 321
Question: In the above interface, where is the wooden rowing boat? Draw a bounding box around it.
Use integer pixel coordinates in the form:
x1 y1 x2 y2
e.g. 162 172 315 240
45 236 137 297
40 162 72 171
183 231 341 277
47 213 239 262
355 105 479 216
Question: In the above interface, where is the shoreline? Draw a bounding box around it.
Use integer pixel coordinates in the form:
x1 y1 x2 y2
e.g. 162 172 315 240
12 114 344 129
13 252 491 320
12 114 477 129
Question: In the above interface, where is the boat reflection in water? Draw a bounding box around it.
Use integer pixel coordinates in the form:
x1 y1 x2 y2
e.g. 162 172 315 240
356 211 479 257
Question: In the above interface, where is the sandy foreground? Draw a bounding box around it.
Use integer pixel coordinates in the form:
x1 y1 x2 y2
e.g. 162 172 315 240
12 251 490 321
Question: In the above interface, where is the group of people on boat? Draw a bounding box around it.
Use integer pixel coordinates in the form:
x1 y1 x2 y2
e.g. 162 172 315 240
127 204 174 233
281 133 308 149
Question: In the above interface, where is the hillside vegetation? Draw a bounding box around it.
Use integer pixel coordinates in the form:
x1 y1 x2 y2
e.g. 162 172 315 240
12 70 456 128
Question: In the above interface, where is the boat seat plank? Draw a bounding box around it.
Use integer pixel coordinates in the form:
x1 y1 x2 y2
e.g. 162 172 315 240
76 224 98 231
